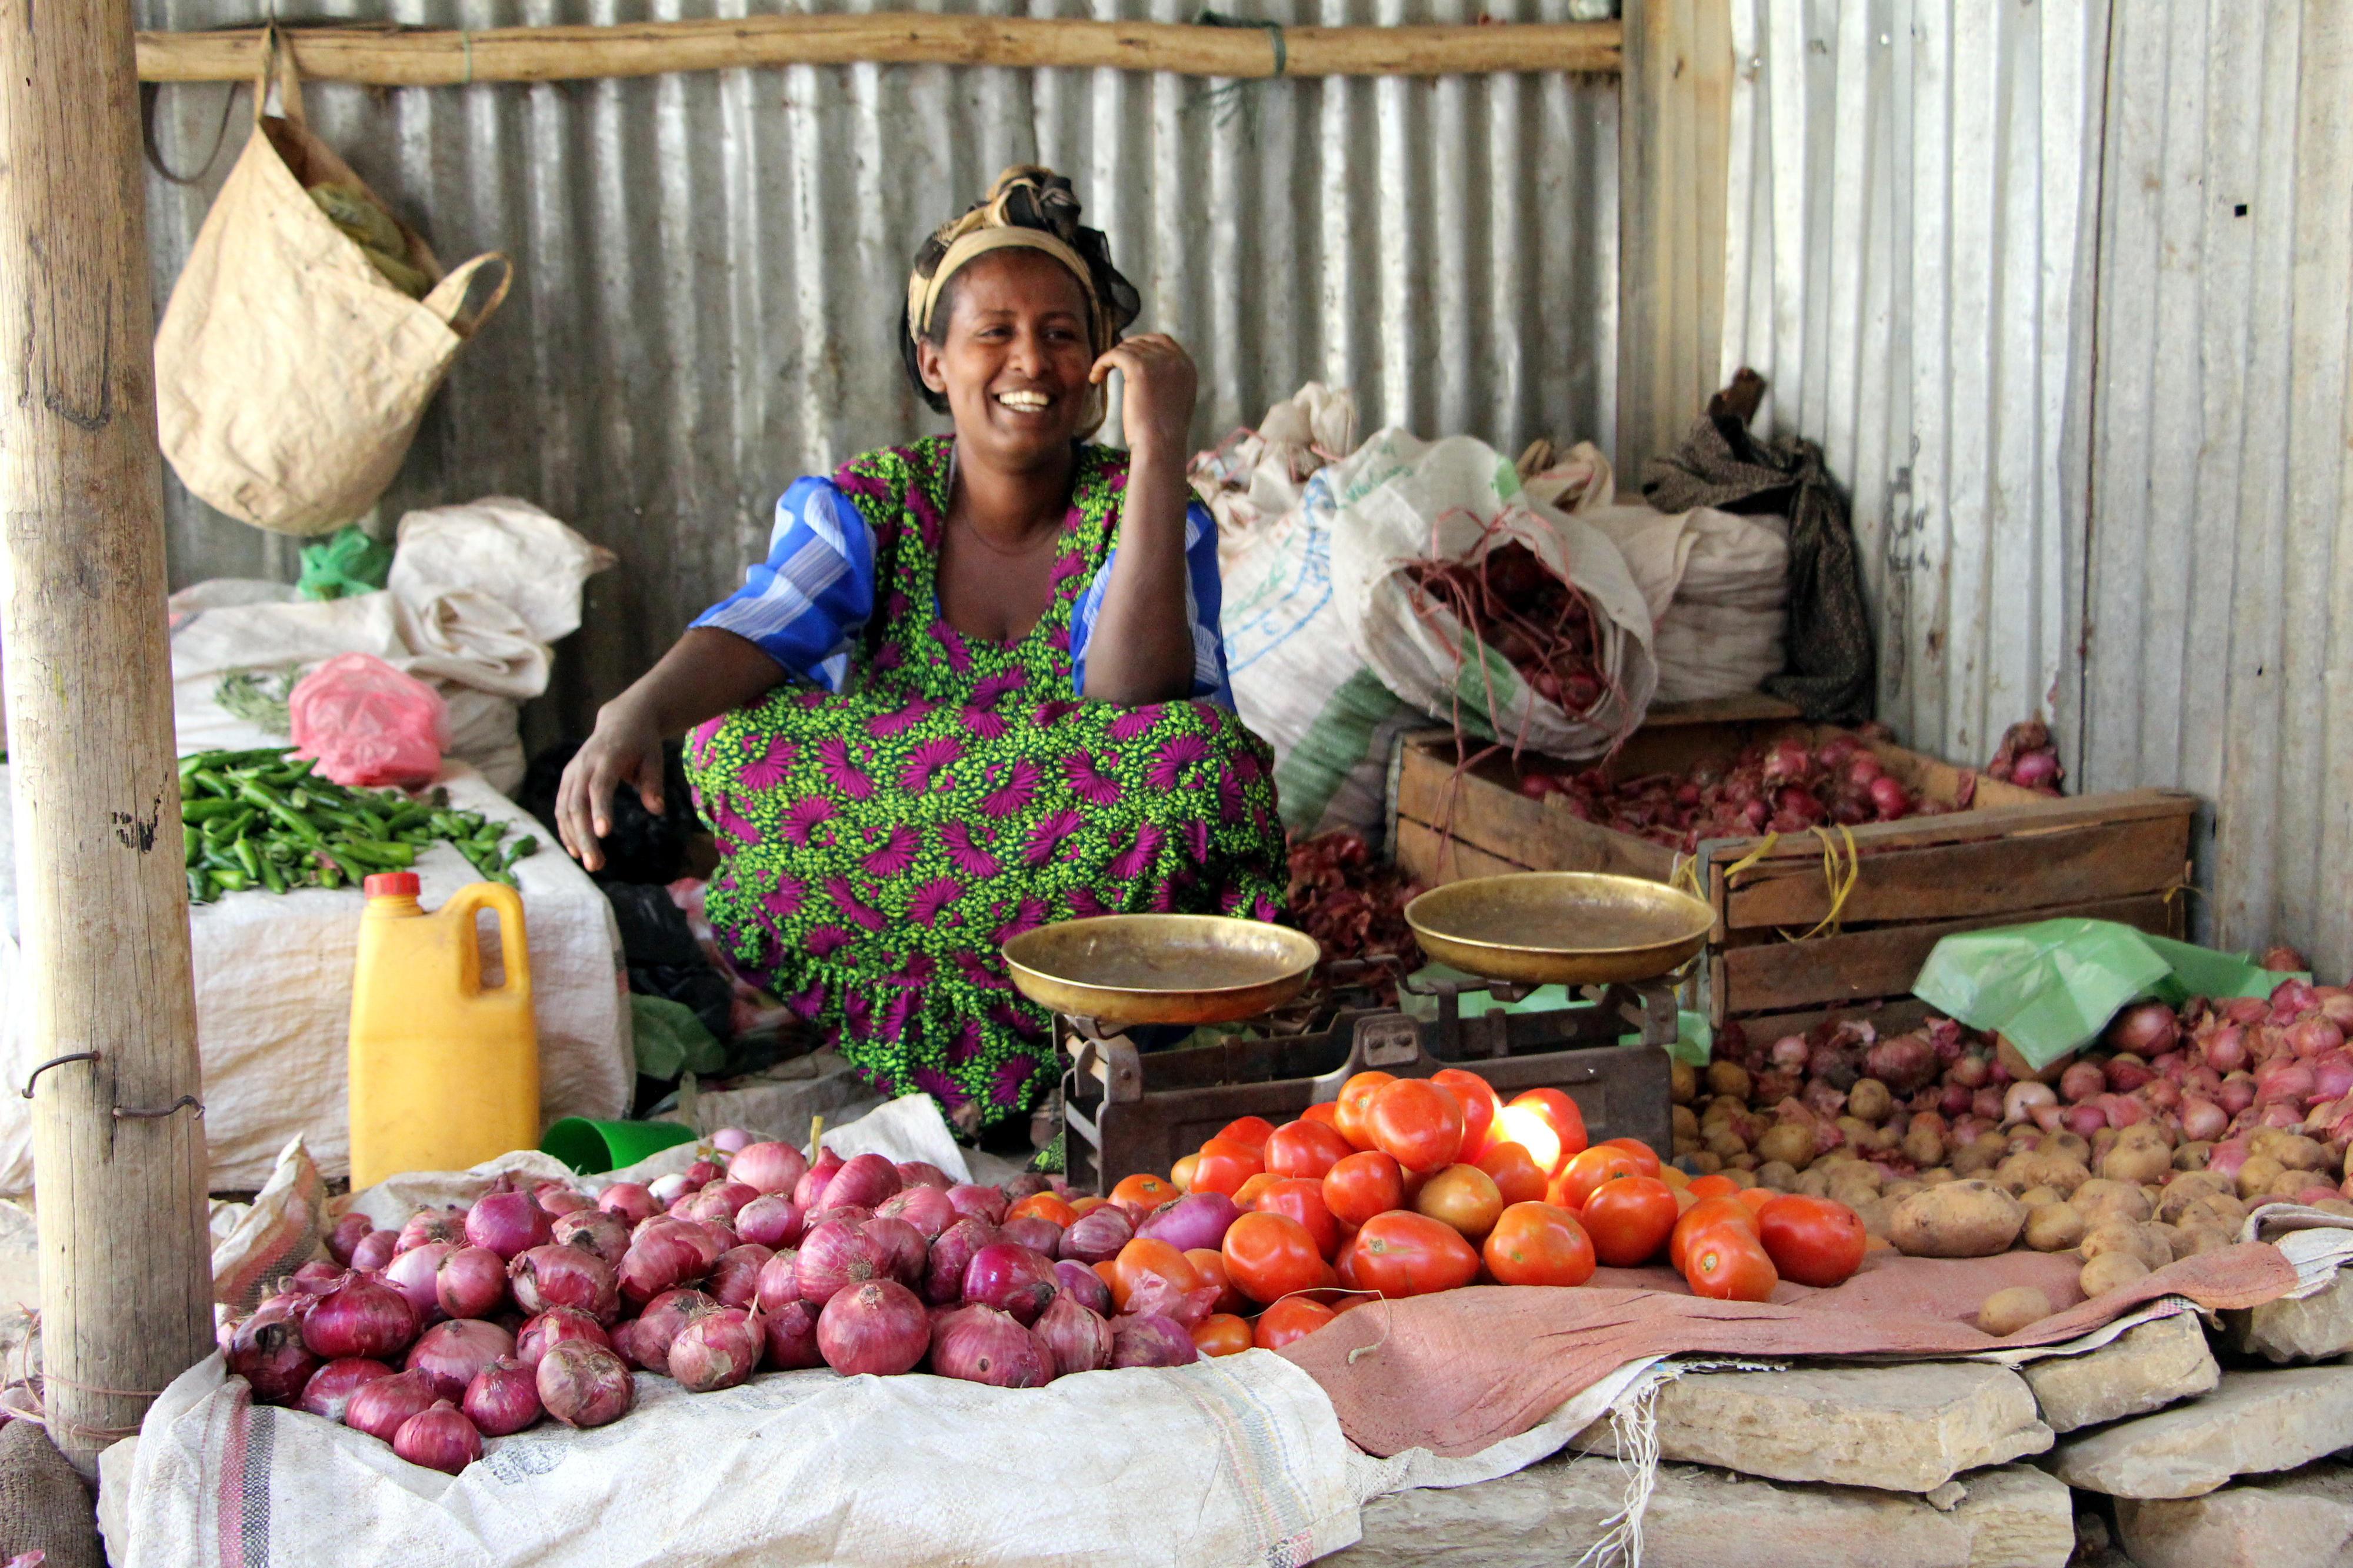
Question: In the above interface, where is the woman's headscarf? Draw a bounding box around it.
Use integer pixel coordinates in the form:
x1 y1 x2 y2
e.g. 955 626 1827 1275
899 166 1141 423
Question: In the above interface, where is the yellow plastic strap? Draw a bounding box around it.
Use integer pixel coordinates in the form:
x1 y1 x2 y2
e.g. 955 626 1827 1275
1782 824 1860 942
1716 831 1782 887
1668 853 1705 901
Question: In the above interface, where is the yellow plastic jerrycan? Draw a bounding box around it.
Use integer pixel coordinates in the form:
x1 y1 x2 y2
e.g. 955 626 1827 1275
347 871 538 1186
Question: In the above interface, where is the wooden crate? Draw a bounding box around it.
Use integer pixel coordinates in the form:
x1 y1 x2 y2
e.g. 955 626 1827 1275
1387 700 2198 1027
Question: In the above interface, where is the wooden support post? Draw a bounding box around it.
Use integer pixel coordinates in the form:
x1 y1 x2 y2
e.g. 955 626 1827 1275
0 0 214 1475
1617 0 1734 478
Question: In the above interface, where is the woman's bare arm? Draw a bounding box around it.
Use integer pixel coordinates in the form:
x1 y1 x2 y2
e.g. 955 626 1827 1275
1079 333 1199 706
555 628 786 871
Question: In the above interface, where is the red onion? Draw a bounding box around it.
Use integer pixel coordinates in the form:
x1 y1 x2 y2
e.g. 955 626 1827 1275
795 1149 844 1212
1034 1293 1113 1376
731 1141 809 1196
962 1243 1059 1326
2205 1026 2249 1073
874 1186 959 1242
1052 1259 1114 1316
515 1306 610 1370
748 1300 815 1371
618 1225 710 1305
298 1357 392 1422
2064 1103 2109 1139
711 1126 755 1154
302 1272 420 1361
649 1173 694 1208
896 1161 953 1190
2207 1140 2251 1181
1971 1086 2005 1122
535 1181 594 1218
510 1245 621 1323
549 1209 632 1269
599 1183 659 1226
1000 1216 1064 1257
2258 1059 2317 1105
797 1220 889 1305
626 1289 716 1373
2009 749 2059 790
2003 1081 2057 1126
822 1153 903 1213
2261 1101 2306 1129
1949 1116 1989 1146
2324 994 2353 1029
537 1340 635 1428
817 1279 928 1375
708 1244 774 1309
226 1300 321 1405
735 1195 804 1250
2102 1094 2147 1129
2227 996 2269 1027
670 1306 764 1393
326 1213 375 1267
683 1159 723 1189
434 1246 508 1322
1864 1034 1937 1092
925 1218 999 1305
398 1207 465 1254
2219 1073 2258 1115
1059 1206 1132 1265
345 1367 442 1441
2059 1061 2107 1104
465 1192 554 1262
2142 1077 2182 1112
674 1220 728 1272
1001 1173 1052 1201
2180 1096 2229 1142
1948 1053 1990 1090
290 1259 349 1295
350 1230 400 1273
930 1304 1052 1388
1136 1192 1241 1253
2104 1054 2155 1093
2105 1001 2179 1057
2030 1103 2066 1133
2185 1064 2223 1096
406 1318 516 1400
1937 1084 1974 1117
463 1357 542 1436
862 1216 928 1289
808 1205 874 1231
394 1399 483 1473
1768 1035 1809 1072
381 1242 452 1321
2273 976 2321 1015
944 1184 1009 1227
690 1181 760 1225
2314 1052 2353 1102
754 1250 801 1314
2291 1017 2345 1059
1110 1313 1199 1369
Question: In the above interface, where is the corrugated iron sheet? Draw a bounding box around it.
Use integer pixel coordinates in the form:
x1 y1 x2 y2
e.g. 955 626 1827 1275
2075 0 2353 970
137 0 1622 735
1717 0 2101 766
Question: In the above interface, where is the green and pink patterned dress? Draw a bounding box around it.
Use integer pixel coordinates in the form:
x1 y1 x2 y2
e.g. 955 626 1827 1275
685 439 1285 1129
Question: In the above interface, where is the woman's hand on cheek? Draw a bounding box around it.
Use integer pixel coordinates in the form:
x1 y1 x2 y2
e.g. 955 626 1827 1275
1092 334 1197 462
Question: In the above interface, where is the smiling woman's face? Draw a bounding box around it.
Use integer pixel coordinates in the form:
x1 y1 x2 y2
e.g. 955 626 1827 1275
917 248 1096 475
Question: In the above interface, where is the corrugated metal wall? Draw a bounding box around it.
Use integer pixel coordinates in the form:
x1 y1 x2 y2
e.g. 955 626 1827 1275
2075 0 2353 972
137 0 1622 737
1717 0 2103 766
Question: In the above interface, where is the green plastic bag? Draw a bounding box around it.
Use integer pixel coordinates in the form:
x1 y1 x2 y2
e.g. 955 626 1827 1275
1401 963 1712 1066
296 524 394 600
1913 919 2305 1070
629 993 726 1081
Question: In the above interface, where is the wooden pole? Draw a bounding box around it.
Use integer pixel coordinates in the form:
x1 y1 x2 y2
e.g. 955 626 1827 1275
135 15 1622 84
0 0 214 1476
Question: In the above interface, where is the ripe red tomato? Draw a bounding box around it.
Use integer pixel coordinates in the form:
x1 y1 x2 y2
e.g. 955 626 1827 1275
1321 1150 1405 1227
1189 1136 1265 1198
1597 1137 1661 1179
1669 1195 1759 1274
1334 1072 1396 1152
1686 1173 1741 1200
1685 1229 1778 1302
1735 1186 1776 1216
1550 1146 1640 1212
1301 1102 1343 1130
1222 1212 1331 1305
1495 1088 1588 1176
1191 1313 1254 1357
1265 1119 1356 1182
1481 1200 1597 1287
1367 1078 1466 1173
1254 1177 1342 1258
1756 1195 1868 1288
1215 1116 1278 1153
1413 1163 1505 1241
1008 1192 1077 1227
1474 1140 1551 1206
1185 1248 1249 1315
1429 1069 1502 1159
1252 1296 1336 1350
1349 1212 1481 1298
1111 1173 1178 1212
1578 1175 1679 1267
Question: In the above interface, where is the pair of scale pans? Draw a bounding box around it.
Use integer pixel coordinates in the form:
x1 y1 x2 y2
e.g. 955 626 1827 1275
1001 872 1714 1027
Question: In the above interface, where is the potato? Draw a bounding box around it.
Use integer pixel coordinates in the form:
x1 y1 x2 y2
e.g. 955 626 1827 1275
2147 1222 2188 1263
2314 1198 2353 1219
1707 1061 1753 1100
2158 1172 2233 1224
2072 1179 2154 1226
2237 1154 2287 1200
1835 1116 1875 1149
1727 1153 1759 1172
1977 1286 2055 1336
2023 1202 2087 1252
1848 1078 1894 1124
2174 1140 2213 1172
1902 1122 1948 1170
2191 1192 2248 1232
1795 1166 1832 1199
2015 1185 2064 1211
1755 1160 1799 1192
1889 1180 2027 1258
1671 1060 1698 1105
1882 1178 1926 1204
2102 1137 2173 1186
2081 1219 2170 1274
1922 1167 1957 1186
1855 1197 1897 1240
2265 1167 2318 1200
2258 1131 2329 1172
2047 1130 2094 1163
1997 1150 2091 1197
1952 1136 2007 1177
1706 1130 1750 1162
1755 1122 1818 1170
2175 1219 2234 1257
2079 1250 2151 1297
1723 1166 1758 1188
1685 1150 1723 1176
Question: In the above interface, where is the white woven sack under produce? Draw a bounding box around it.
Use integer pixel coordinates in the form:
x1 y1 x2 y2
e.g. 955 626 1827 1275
1327 432 1657 759
1192 381 1360 568
1582 503 1787 705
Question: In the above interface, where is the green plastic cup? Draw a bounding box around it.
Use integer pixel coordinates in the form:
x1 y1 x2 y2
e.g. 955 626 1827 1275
541 1116 698 1175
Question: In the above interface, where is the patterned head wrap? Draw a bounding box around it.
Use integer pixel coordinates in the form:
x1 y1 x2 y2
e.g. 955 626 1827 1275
900 166 1140 420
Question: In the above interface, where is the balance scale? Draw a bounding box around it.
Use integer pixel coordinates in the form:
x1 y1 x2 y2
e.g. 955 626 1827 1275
1001 873 1715 1195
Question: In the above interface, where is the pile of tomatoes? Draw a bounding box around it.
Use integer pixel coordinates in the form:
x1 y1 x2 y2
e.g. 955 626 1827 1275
1079 1069 1872 1357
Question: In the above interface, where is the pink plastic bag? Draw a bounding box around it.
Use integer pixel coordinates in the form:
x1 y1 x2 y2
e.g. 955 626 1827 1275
288 652 448 787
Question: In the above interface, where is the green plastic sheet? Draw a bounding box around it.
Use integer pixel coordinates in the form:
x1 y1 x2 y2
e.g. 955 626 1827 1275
1912 918 2307 1070
296 525 394 601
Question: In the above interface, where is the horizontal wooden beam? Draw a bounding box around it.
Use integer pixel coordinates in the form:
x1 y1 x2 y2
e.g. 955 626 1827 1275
135 16 1622 85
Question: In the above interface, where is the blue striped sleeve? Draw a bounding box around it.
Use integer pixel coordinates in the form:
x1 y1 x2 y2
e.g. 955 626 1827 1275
689 478 875 692
1070 501 1237 708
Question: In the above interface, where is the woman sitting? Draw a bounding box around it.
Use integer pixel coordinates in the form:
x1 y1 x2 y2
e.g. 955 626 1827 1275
558 167 1285 1140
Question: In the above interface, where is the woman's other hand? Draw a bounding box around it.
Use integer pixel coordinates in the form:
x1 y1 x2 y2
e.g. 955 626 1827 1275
556 698 665 873
1092 333 1197 463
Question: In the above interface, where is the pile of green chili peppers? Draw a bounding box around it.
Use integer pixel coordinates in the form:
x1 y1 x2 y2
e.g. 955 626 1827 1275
178 747 538 905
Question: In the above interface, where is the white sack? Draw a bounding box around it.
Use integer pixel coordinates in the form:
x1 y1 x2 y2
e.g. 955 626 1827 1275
1582 503 1788 703
1191 381 1359 568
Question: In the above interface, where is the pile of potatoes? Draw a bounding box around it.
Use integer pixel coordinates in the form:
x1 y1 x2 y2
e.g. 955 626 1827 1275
1673 1059 2353 1306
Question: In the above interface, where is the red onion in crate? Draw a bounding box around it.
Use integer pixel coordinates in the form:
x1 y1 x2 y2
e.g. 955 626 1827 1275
510 1245 621 1323
931 1304 1052 1388
1052 1259 1113 1317
549 1209 631 1269
1034 1293 1112 1377
2226 996 2270 1027
326 1213 374 1266
808 1205 874 1231
2258 1059 2317 1106
896 1161 952 1190
619 1223 711 1305
999 1216 1063 1257
463 1357 542 1436
346 1367 442 1441
2180 1096 2229 1143
2060 1061 2107 1105
398 1207 465 1255
682 1159 723 1189
515 1306 609 1370
2142 1077 2182 1113
382 1243 452 1321
795 1149 844 1212
350 1229 400 1273
730 1142 808 1196
2106 1001 2179 1057
1948 1053 1990 1089
434 1246 508 1322
2104 1054 2155 1093
690 1181 760 1225
862 1217 928 1289
2219 1073 2258 1115
406 1319 515 1400
1110 1313 1200 1369
1059 1205 1132 1265
598 1183 659 1227
537 1341 635 1428
627 1289 716 1373
822 1153 903 1212
670 1305 764 1393
944 1184 1009 1227
1135 1193 1240 1253
228 1300 321 1404
708 1245 774 1310
874 1185 958 1242
2064 1103 2108 1139
797 1220 890 1305
1937 1083 1973 1118
754 1251 801 1314
2313 1052 2353 1103
302 1273 419 1361
2207 1027 2249 1073
962 1243 1059 1326
762 1299 824 1370
925 1218 999 1306
2291 1017 2346 1060
816 1279 928 1375
298 1357 392 1422
735 1195 804 1250
466 1192 554 1262
2207 1140 2251 1182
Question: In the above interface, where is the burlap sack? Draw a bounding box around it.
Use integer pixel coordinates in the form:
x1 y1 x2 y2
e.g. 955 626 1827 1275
0 1419 102 1568
154 29 511 536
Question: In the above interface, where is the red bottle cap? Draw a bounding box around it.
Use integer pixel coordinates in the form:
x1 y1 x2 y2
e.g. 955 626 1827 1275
364 872 422 898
